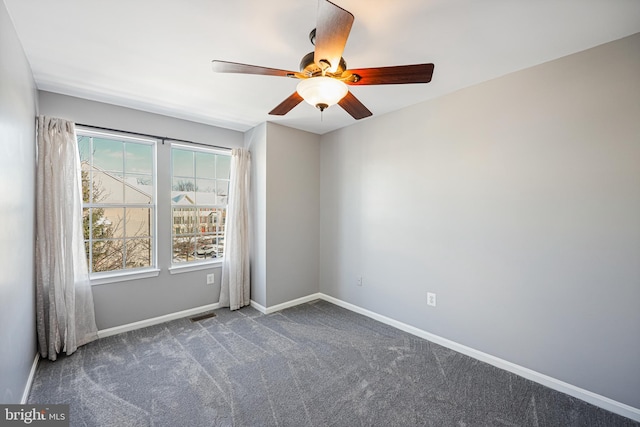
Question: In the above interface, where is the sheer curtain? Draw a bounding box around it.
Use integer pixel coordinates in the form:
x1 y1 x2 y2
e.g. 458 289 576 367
36 116 98 361
220 148 251 310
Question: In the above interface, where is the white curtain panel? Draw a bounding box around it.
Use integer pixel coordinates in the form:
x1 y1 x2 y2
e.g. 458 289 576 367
220 148 251 310
36 116 98 361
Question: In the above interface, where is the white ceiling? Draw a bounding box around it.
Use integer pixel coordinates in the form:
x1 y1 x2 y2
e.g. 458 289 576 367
5 0 640 135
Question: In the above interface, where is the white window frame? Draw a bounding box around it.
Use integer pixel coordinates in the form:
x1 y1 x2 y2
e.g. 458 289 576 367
168 143 230 274
77 128 160 285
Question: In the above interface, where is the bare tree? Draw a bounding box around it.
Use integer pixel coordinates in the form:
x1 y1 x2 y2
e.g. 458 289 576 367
173 180 197 192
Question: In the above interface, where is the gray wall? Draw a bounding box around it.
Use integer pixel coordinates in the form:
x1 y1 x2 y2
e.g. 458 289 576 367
38 92 245 329
246 123 267 307
248 122 321 308
0 0 37 403
320 33 640 408
38 91 244 149
265 123 320 306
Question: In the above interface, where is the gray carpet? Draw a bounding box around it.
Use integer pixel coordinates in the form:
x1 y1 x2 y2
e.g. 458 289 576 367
28 300 637 426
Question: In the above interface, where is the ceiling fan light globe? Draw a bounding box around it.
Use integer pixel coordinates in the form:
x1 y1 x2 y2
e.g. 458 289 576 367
296 77 348 110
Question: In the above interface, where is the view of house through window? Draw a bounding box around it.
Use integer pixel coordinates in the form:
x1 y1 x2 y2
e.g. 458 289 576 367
171 145 230 264
78 132 156 274
77 130 229 276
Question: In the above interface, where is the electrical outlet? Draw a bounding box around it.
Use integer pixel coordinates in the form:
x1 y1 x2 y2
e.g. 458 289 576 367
427 292 436 307
206 273 215 285
357 276 363 287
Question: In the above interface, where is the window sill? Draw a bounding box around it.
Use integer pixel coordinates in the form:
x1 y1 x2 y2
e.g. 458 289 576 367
169 259 223 275
90 268 161 286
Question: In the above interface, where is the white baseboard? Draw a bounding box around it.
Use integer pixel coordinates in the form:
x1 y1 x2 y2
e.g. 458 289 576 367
250 300 267 313
250 293 322 315
21 353 39 404
97 302 221 339
258 292 640 422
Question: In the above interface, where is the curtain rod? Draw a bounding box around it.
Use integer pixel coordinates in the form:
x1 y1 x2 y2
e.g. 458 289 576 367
75 123 231 151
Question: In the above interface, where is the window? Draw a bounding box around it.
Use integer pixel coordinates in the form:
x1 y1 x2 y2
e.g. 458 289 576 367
78 131 156 275
77 128 230 280
171 145 230 264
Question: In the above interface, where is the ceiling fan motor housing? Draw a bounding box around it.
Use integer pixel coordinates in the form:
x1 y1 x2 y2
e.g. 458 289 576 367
299 51 347 77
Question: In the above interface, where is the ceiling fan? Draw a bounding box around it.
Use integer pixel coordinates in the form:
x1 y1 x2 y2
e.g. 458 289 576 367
212 0 434 120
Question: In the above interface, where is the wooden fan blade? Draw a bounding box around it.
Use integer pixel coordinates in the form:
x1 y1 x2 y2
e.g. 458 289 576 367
212 60 299 78
343 64 435 85
314 0 354 73
269 92 304 116
338 91 372 120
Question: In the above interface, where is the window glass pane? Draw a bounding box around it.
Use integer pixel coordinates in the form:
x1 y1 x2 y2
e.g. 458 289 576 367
125 175 153 204
172 207 196 235
92 171 124 203
125 208 152 238
172 149 193 177
95 207 125 239
195 152 215 179
216 180 229 204
172 178 196 205
81 169 91 203
212 209 226 258
92 239 124 272
78 136 91 163
93 138 123 172
172 236 196 263
126 238 151 268
215 238 225 257
216 155 231 180
195 178 216 193
197 208 216 233
172 178 197 192
195 179 216 205
195 235 218 259
82 208 91 240
88 207 109 240
196 237 216 259
125 143 152 174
